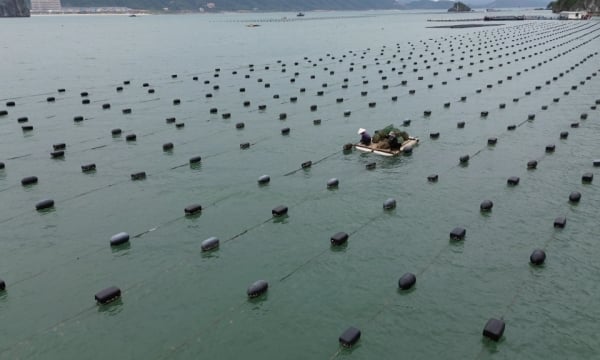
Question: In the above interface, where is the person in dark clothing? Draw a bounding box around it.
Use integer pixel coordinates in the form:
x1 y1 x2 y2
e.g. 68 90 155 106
358 128 371 145
388 131 400 150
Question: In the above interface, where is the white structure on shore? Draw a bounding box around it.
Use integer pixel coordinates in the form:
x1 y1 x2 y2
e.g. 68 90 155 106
31 0 62 12
559 11 590 20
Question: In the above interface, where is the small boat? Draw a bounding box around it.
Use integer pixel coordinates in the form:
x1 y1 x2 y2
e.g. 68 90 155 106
296 12 305 17
354 137 420 157
246 24 261 27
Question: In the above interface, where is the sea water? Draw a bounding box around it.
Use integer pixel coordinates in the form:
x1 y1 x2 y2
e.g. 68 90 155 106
1 10 599 359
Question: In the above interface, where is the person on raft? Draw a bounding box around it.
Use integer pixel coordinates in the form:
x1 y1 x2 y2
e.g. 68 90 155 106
388 131 401 150
358 128 371 145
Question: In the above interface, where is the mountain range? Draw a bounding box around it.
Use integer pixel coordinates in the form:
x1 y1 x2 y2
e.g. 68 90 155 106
58 0 561 12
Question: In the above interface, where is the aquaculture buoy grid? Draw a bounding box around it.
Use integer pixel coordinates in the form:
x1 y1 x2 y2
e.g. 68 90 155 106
1 20 600 359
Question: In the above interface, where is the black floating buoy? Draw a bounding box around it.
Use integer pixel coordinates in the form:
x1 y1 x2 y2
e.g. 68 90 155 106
6 101 15 107
582 172 593 184
46 97 55 102
383 198 396 210
125 134 136 142
185 204 202 215
272 205 288 217
148 89 155 94
81 163 96 172
122 108 132 114
457 121 465 128
163 142 174 151
80 91 89 97
173 99 181 105
423 110 431 117
111 128 122 136
73 115 84 122
279 113 287 120
258 175 270 185
427 174 438 182
189 156 201 165
0 162 4 170
310 105 317 111
51 150 64 158
430 132 440 139
327 178 339 189
342 143 353 151
330 232 348 246
110 232 130 247
258 104 267 110
569 191 581 203
391 96 398 101
480 111 489 117
22 125 34 132
530 249 546 265
235 122 245 129
17 117 28 123
130 171 146 180
21 176 38 186
201 236 219 252
221 112 231 120
545 144 555 153
483 318 505 342
102 103 110 110
339 326 361 348
398 272 416 290
527 160 537 169
94 286 121 305
247 280 268 298
240 142 250 149
281 127 290 135
366 162 376 170
560 131 568 139
507 176 520 186
313 119 322 125
593 159 600 167
343 110 351 117
116 86 123 92
301 161 312 169
36 199 54 211
165 117 176 124
209 107 218 114
403 119 411 126
0 278 5 291
553 216 566 228
450 227 466 241
53 143 66 150
580 113 588 120
459 155 469 164
528 114 535 120
480 200 493 212
369 102 376 108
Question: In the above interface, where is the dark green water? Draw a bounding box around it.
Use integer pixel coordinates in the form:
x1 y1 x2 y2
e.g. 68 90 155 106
1 11 600 359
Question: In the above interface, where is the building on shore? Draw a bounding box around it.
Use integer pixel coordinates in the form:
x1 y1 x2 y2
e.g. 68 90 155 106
30 0 61 13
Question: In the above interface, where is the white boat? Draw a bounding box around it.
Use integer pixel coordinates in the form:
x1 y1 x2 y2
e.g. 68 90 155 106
354 137 419 157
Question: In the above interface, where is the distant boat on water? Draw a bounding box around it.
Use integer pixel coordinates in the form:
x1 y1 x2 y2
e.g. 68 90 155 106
296 12 305 17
